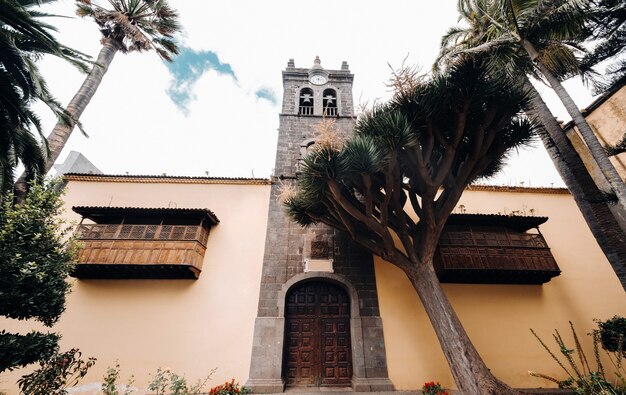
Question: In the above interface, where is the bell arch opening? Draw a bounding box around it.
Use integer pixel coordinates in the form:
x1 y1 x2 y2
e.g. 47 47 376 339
322 89 337 116
298 88 314 116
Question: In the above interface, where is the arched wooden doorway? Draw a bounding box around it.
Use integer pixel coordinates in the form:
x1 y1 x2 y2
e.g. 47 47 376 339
283 281 352 387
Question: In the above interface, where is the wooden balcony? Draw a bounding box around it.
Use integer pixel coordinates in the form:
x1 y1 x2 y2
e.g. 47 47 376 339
71 207 218 280
434 214 561 284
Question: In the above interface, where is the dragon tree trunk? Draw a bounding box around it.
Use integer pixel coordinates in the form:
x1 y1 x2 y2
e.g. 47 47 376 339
403 259 522 395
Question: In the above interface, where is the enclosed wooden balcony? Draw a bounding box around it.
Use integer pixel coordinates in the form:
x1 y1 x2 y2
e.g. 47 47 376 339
71 207 219 279
434 214 561 284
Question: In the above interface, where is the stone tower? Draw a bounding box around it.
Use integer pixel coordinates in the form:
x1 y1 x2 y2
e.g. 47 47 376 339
246 58 393 393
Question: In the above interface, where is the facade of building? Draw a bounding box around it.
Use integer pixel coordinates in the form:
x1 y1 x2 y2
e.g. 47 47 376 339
563 83 626 187
1 59 625 395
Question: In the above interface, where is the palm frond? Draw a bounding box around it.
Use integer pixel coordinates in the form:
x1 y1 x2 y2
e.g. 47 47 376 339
0 0 93 194
537 43 581 79
78 0 180 61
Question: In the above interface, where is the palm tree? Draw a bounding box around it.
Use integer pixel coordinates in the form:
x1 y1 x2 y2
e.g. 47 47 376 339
13 0 180 199
524 82 626 289
0 0 89 194
286 58 534 394
437 0 626 290
581 0 626 156
580 0 625 93
438 0 626 211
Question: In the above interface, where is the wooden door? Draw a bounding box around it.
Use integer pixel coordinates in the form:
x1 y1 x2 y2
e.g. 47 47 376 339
284 281 352 387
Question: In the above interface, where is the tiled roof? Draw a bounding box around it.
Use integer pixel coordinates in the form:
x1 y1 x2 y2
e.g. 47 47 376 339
65 173 569 193
64 173 272 185
446 213 548 231
73 206 219 224
466 184 569 194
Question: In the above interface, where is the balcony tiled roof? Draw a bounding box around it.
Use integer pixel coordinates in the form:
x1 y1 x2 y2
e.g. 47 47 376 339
446 213 548 232
73 206 219 224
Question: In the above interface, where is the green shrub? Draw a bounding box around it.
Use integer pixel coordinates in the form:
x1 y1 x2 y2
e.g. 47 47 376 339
148 367 217 395
102 362 135 395
0 180 78 372
17 348 96 395
598 316 626 357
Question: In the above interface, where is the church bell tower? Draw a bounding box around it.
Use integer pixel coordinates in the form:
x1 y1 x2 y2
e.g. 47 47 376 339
246 58 393 393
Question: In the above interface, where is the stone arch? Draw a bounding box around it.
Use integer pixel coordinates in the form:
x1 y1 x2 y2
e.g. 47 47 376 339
299 138 317 159
278 272 360 318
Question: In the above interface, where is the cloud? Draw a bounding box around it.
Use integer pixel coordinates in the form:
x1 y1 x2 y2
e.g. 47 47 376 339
255 87 278 105
165 47 237 112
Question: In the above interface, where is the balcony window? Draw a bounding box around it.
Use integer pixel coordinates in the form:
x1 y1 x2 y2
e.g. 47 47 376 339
71 206 219 279
434 214 561 284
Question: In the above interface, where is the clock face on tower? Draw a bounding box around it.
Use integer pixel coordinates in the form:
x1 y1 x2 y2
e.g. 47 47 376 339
310 74 328 85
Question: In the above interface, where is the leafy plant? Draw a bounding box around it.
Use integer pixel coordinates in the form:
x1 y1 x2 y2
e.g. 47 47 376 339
208 379 251 395
0 180 79 372
17 348 96 395
148 367 217 395
102 362 135 395
598 316 626 356
530 321 626 394
0 331 59 373
422 381 449 395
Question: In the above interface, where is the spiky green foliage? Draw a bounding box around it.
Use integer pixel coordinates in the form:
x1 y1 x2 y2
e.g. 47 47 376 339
0 0 90 194
530 321 626 394
0 180 78 372
436 0 589 82
285 58 538 264
580 0 626 93
75 0 180 60
439 0 626 230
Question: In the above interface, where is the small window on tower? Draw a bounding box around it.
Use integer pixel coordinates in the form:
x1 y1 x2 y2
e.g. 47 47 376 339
296 138 316 173
323 89 337 116
299 88 314 116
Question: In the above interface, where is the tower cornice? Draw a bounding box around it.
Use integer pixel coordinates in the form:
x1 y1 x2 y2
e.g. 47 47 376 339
282 69 354 82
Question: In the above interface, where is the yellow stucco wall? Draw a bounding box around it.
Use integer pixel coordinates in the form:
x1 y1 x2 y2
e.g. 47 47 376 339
376 187 626 390
0 178 272 395
1 179 625 393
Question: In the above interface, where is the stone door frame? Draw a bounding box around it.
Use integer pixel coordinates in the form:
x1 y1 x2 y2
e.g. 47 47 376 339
283 279 352 387
246 272 394 393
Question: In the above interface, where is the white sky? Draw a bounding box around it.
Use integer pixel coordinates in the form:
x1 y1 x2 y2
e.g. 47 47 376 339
36 0 597 187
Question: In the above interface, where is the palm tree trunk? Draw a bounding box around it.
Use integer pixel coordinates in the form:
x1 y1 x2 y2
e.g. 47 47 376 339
523 79 626 290
14 39 121 201
405 261 521 395
521 40 626 211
